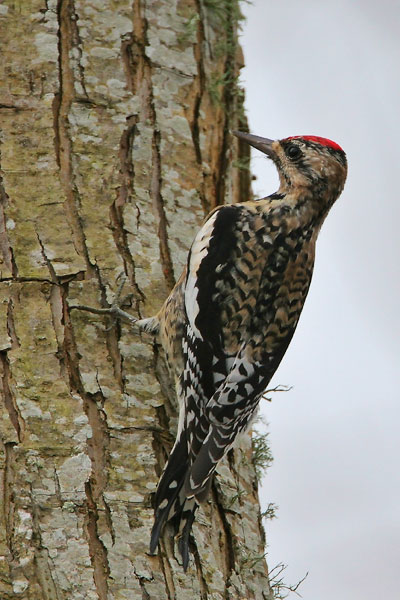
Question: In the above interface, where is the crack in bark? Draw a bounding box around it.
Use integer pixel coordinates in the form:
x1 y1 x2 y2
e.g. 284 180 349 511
210 482 235 596
0 276 61 283
214 6 239 209
53 467 63 506
127 0 176 291
30 489 62 600
134 567 153 600
36 231 59 283
85 481 110 600
102 495 115 546
0 103 34 111
215 124 230 209
159 550 175 600
3 442 17 562
151 129 176 290
121 26 145 98
110 114 146 311
138 580 151 600
54 0 95 275
193 546 210 600
60 282 85 392
109 424 163 435
67 3 89 100
0 351 24 442
84 392 110 503
60 287 113 598
49 284 68 381
6 298 20 350
107 79 149 391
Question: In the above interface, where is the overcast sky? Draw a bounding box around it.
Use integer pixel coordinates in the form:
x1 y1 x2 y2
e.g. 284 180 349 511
239 2 400 599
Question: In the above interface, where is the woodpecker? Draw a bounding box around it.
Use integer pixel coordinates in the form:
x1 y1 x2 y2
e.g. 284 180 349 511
145 131 347 569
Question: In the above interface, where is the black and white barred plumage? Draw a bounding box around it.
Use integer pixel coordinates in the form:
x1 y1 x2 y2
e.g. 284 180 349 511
147 131 347 569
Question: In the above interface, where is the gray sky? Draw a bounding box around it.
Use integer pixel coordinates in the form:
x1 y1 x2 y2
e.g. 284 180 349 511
240 2 400 598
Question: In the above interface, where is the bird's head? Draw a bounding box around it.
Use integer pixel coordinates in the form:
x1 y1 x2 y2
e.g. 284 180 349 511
233 131 347 211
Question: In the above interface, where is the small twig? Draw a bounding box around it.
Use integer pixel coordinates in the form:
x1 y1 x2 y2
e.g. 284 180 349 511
265 384 293 394
262 384 293 402
70 304 115 316
70 303 138 326
69 275 138 327
269 562 308 599
260 502 278 520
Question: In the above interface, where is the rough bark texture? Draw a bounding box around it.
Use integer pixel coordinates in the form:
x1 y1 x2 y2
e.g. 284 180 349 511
0 1 272 598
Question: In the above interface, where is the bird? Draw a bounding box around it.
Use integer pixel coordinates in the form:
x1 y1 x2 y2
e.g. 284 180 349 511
144 131 348 569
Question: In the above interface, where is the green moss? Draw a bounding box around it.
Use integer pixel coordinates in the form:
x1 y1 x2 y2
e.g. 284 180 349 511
177 13 200 44
251 420 273 482
205 1 248 120
261 502 278 521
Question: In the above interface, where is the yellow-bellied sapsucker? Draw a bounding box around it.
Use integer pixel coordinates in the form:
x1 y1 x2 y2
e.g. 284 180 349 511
145 131 347 569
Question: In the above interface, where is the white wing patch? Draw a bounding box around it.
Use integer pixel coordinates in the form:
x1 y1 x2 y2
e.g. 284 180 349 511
185 211 219 340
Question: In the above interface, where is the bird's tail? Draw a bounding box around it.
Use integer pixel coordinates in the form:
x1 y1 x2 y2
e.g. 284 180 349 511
150 432 198 570
183 422 235 501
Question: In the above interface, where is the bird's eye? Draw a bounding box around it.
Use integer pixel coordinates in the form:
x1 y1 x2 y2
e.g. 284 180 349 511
286 145 302 160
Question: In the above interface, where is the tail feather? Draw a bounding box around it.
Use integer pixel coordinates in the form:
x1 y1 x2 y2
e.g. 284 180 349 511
151 410 226 567
177 499 197 571
149 488 181 554
150 432 189 554
184 424 235 500
150 429 204 570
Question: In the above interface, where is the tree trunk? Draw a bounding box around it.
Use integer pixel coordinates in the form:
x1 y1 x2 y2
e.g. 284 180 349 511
0 1 273 598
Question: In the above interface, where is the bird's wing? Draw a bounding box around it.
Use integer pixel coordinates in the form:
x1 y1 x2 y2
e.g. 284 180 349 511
184 203 269 397
181 203 281 496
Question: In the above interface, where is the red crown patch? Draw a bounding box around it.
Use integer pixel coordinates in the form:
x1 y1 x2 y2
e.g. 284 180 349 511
286 136 343 152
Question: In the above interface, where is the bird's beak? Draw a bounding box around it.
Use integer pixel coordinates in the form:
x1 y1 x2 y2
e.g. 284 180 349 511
233 130 275 158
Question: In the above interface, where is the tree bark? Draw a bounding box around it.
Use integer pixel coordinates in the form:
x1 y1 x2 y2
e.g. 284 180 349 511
0 1 273 598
